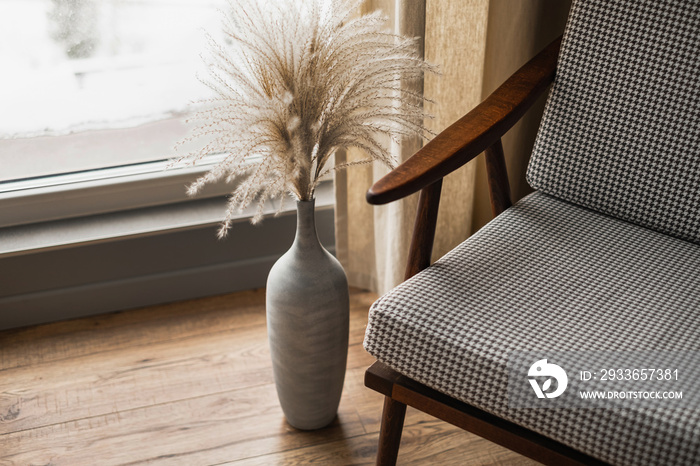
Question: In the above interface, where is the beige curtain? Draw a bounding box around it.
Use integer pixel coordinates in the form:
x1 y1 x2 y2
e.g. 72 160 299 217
472 0 572 230
335 0 570 295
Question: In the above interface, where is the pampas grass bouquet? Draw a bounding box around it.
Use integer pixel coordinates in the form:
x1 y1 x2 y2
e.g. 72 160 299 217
173 0 435 237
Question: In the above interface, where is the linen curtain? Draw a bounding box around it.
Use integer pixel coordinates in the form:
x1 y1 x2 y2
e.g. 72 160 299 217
335 0 571 295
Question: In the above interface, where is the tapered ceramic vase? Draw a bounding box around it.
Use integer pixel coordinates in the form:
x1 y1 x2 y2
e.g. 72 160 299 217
266 199 350 430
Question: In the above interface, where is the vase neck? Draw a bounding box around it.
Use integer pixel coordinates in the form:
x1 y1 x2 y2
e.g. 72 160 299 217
293 199 321 249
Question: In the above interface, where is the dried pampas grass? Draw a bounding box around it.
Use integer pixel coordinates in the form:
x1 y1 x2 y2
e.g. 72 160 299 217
173 0 435 237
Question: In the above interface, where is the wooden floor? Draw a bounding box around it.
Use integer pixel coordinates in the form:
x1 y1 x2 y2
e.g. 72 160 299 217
0 288 537 465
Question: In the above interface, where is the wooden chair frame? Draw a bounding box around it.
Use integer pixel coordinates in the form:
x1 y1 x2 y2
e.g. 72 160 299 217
364 37 608 466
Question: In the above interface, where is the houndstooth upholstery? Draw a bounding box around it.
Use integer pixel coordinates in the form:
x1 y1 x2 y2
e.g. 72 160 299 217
527 0 700 244
364 192 700 465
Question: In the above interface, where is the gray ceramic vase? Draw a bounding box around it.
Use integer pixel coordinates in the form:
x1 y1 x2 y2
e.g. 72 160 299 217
266 199 350 430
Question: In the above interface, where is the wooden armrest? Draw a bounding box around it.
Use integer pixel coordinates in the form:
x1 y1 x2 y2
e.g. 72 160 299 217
367 36 561 205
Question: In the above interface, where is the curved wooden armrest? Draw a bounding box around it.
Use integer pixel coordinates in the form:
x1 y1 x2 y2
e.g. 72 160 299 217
367 36 561 205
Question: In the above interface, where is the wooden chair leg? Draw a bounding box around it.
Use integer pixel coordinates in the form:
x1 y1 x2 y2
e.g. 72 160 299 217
376 396 407 466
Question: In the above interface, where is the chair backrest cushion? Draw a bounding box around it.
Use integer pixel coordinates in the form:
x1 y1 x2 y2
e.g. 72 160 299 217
527 0 700 243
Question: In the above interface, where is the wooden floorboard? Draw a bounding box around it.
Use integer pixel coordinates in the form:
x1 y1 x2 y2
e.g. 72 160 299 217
0 288 537 465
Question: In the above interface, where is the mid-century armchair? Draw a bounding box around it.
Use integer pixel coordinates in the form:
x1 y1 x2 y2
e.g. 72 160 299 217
363 0 700 465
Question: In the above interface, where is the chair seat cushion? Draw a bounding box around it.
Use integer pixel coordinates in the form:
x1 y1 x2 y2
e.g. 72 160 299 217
363 191 700 465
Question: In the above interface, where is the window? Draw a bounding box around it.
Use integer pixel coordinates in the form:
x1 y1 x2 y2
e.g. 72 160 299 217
0 0 230 227
0 0 337 328
1 0 227 178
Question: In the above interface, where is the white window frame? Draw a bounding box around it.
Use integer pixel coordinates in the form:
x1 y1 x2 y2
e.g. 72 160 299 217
0 155 233 229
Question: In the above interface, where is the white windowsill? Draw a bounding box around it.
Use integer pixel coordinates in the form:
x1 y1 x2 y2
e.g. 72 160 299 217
0 179 334 259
